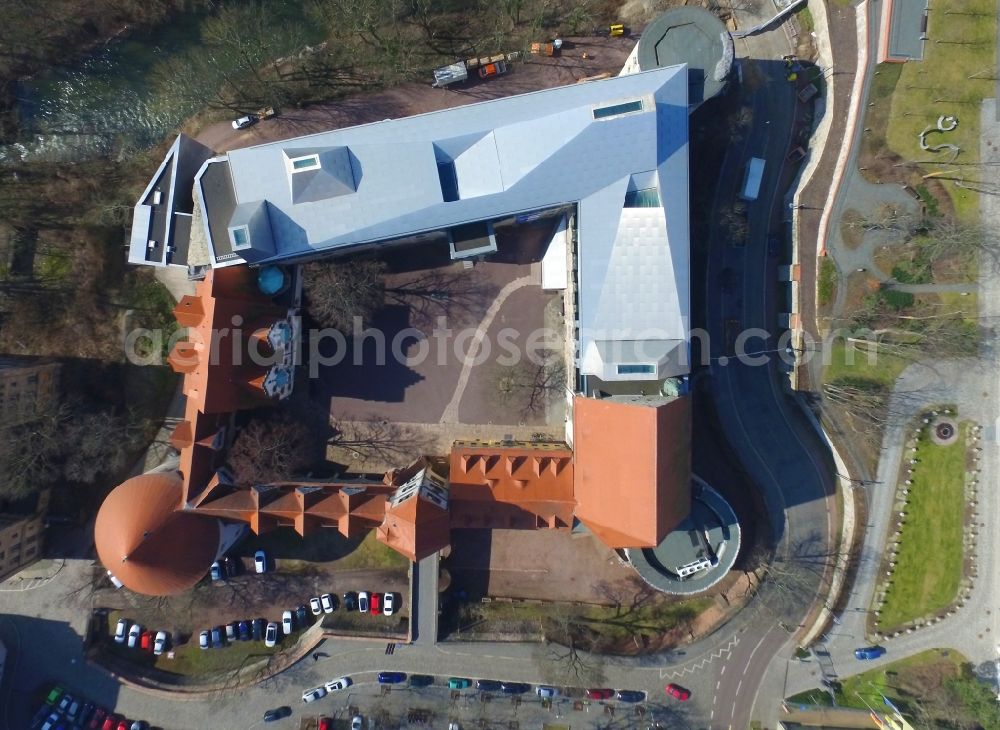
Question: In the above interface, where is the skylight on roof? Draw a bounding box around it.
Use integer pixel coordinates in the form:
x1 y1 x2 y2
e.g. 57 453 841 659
290 155 320 172
593 99 644 120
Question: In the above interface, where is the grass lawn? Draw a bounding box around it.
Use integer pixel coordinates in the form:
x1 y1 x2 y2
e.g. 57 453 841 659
877 422 967 629
822 340 910 389
883 0 997 220
787 648 964 712
237 528 409 572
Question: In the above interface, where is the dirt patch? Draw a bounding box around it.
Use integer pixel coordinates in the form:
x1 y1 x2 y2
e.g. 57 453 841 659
840 209 866 250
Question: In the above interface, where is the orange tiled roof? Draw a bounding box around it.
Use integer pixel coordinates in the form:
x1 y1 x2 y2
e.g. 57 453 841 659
573 395 692 548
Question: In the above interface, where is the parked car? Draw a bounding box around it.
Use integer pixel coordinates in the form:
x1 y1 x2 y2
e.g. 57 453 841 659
30 705 51 728
282 610 293 635
320 593 335 613
378 671 406 684
448 677 472 689
100 716 118 730
382 593 395 616
501 682 530 695
231 115 258 130
302 686 327 703
40 712 60 730
310 597 322 615
115 720 128 730
265 622 279 648
66 699 80 720
225 623 236 642
409 674 433 688
199 630 209 650
139 630 153 652
325 676 352 692
78 704 96 727
615 690 645 703
478 60 507 79
536 686 559 698
114 619 128 644
295 605 309 626
130 722 147 730
351 717 363 730
358 591 369 613
59 695 74 712
343 591 358 611
319 718 332 730
45 685 64 705
665 683 691 701
262 707 291 722
237 620 251 641
370 592 381 615
210 561 223 581
210 626 224 649
254 550 267 574
153 630 168 655
476 679 502 692
88 708 108 730
855 646 886 660
127 624 141 648
106 570 124 589
252 617 266 641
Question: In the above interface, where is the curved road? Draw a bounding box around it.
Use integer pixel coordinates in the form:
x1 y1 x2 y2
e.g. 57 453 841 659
700 19 839 730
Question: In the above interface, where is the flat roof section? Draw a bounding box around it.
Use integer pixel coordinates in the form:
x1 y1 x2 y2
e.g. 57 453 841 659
142 161 173 264
637 7 734 104
198 160 238 264
885 0 926 61
170 213 193 266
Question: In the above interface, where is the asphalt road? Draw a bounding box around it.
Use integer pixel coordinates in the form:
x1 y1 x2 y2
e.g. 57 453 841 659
700 18 839 730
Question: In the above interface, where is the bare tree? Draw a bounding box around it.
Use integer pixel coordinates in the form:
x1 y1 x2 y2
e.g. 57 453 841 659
303 258 387 331
227 414 317 486
534 604 607 686
493 360 565 417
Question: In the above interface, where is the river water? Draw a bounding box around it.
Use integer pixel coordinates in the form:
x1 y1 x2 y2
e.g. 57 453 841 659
5 12 206 164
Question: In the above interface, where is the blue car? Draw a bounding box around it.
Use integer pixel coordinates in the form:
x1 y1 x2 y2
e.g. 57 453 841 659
854 646 886 660
378 671 406 684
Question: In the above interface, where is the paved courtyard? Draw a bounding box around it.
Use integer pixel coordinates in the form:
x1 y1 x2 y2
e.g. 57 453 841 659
315 225 567 460
446 529 642 604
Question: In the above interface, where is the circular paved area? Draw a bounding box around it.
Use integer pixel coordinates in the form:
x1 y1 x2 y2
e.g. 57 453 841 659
628 477 740 595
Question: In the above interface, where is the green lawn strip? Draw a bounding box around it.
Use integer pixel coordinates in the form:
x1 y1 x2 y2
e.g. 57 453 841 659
822 340 910 389
883 0 997 220
460 596 712 643
878 424 967 629
818 257 837 306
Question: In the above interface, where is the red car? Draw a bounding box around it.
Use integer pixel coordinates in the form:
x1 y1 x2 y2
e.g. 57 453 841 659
319 718 332 730
116 721 129 730
139 630 153 652
101 717 118 730
665 683 691 701
586 688 614 700
370 592 381 614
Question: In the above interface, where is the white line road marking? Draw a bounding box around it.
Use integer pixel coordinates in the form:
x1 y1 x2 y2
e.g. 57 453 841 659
743 632 770 674
720 664 726 676
736 680 743 694
716 680 721 690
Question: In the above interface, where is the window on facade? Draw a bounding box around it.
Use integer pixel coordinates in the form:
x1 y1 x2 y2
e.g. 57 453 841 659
624 187 660 208
616 364 655 375
593 99 644 120
231 227 249 247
